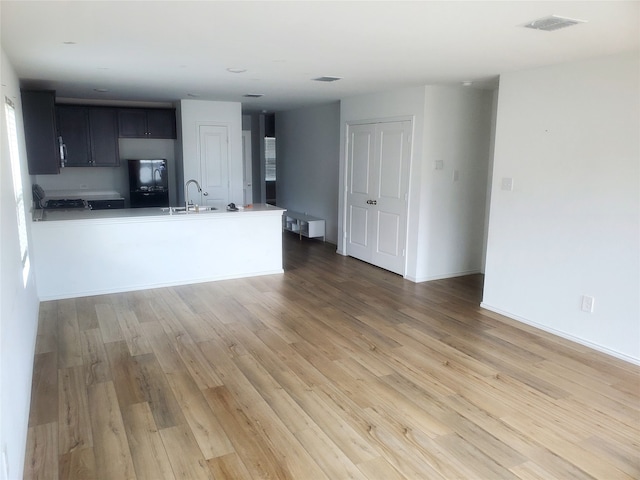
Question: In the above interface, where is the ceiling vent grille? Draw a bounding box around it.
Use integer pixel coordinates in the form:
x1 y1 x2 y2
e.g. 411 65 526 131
313 76 342 82
243 93 264 98
524 15 586 31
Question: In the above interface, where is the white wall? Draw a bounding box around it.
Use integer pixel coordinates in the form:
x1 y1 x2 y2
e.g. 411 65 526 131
179 99 243 205
1 49 41 480
276 102 340 243
339 87 426 279
482 52 640 363
417 86 493 281
338 85 493 283
34 165 123 194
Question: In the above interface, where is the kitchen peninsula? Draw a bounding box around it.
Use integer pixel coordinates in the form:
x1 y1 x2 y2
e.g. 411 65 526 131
31 204 285 300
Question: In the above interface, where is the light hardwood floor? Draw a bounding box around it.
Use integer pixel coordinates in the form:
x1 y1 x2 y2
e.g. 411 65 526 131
25 233 639 479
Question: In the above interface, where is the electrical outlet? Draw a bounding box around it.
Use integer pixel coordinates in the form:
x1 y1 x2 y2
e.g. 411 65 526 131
434 160 444 170
453 169 460 182
80 184 88 189
581 295 595 313
501 177 514 191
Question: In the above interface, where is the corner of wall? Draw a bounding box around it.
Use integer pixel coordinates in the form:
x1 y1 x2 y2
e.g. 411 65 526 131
1 47 42 480
483 53 640 362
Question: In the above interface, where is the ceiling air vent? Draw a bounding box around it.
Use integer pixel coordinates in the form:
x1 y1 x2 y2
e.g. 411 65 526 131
313 76 342 82
524 15 586 31
243 93 264 98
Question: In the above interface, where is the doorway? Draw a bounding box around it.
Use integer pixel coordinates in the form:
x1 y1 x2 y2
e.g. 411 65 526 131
198 124 230 210
242 130 253 205
265 136 276 205
345 120 412 275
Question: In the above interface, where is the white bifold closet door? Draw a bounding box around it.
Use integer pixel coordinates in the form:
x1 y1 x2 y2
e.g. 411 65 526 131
346 120 412 275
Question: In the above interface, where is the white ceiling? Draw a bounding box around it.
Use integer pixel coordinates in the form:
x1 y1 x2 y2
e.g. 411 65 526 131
2 1 638 112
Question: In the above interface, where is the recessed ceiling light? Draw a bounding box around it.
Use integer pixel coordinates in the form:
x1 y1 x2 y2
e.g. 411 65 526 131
243 94 264 98
462 81 473 87
313 76 342 82
62 41 77 45
93 88 109 93
227 68 247 74
523 15 587 31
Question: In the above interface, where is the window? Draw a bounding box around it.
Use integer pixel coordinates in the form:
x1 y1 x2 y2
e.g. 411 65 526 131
265 136 276 181
5 96 30 286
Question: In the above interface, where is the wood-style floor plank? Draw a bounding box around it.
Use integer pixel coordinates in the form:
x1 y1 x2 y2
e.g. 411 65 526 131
56 299 83 370
206 453 254 480
164 370 234 459
203 385 293 480
34 301 58 355
57 447 96 480
121 402 175 480
87 381 136 479
79 328 111 386
24 423 58 480
24 234 640 479
158 424 213 480
28 351 58 427
57 365 92 455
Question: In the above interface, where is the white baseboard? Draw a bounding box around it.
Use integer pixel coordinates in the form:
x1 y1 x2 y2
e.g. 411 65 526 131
480 303 640 366
37 269 285 301
405 269 481 283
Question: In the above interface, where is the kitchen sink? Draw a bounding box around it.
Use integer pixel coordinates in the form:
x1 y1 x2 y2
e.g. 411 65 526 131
161 206 217 214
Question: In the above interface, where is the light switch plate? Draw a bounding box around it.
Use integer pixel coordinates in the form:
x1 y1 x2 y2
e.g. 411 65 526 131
434 160 444 170
581 295 595 313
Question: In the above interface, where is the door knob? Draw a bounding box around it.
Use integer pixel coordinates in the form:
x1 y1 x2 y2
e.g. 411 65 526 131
203 192 209 196
366 199 377 205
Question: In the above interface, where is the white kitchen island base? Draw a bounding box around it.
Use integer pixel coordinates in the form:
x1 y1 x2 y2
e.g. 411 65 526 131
31 205 285 300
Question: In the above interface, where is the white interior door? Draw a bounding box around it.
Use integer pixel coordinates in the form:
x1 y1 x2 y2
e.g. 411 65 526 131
242 130 253 205
346 120 411 275
346 124 376 262
199 124 230 210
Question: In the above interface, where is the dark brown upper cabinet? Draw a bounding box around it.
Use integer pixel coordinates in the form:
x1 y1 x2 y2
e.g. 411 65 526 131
21 90 61 174
118 108 176 139
57 105 120 167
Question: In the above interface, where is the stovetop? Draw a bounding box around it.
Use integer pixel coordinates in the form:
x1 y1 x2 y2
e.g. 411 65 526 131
44 198 89 210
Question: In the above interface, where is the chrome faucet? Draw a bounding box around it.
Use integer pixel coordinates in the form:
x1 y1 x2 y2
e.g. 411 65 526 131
185 179 202 211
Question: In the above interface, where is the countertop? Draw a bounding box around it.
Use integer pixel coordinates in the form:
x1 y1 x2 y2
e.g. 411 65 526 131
34 203 285 223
